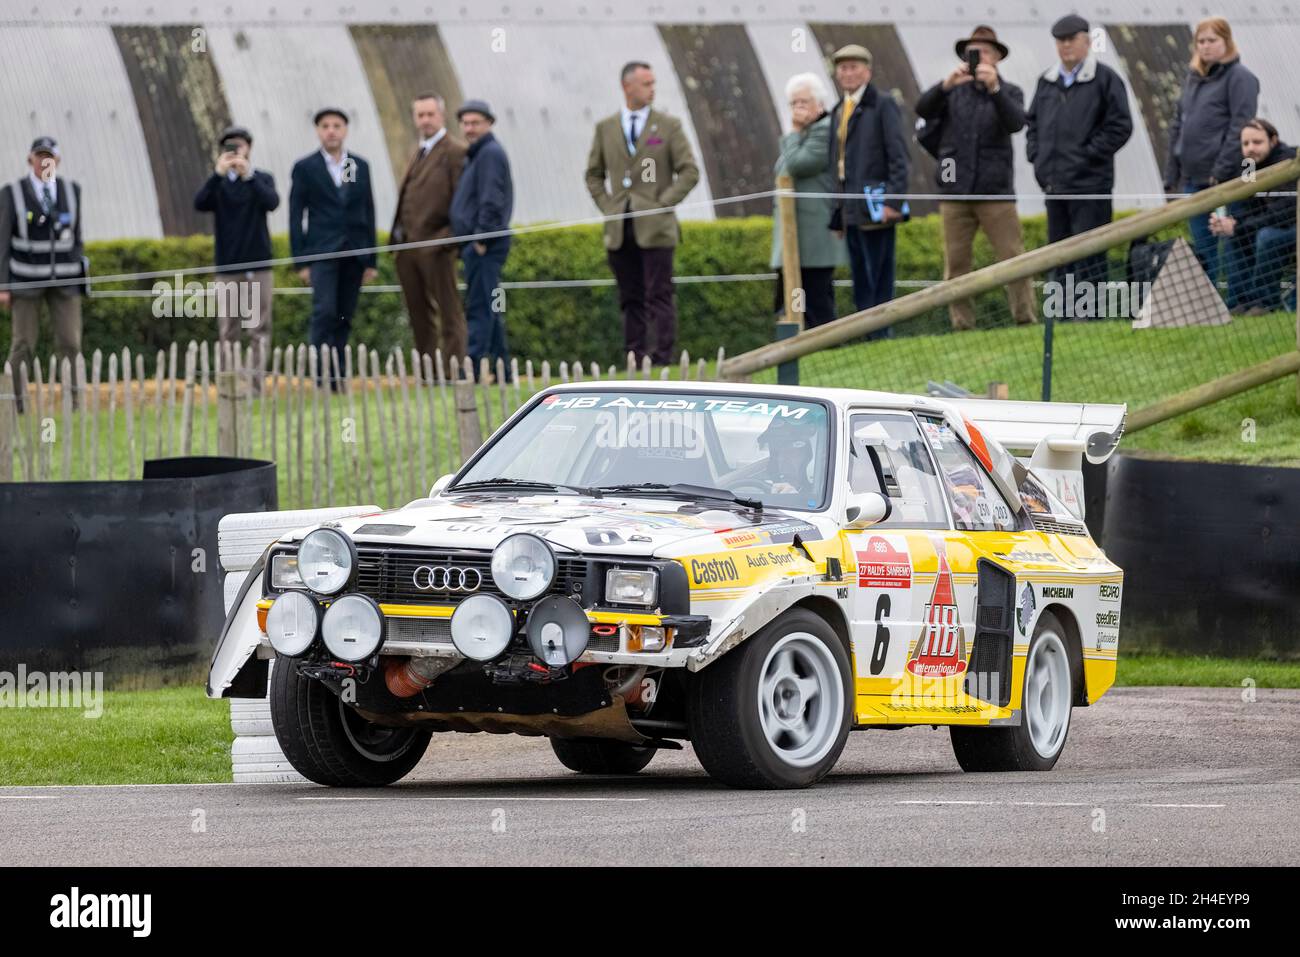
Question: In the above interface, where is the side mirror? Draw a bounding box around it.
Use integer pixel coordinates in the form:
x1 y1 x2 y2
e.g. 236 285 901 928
429 474 454 496
844 490 889 529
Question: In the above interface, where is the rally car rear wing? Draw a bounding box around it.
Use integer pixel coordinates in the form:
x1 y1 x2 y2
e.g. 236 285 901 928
939 398 1127 522
943 398 1127 463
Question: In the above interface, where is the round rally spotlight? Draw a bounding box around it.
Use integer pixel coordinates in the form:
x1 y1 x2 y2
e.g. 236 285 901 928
491 533 556 601
265 590 320 657
525 596 591 667
450 593 515 661
321 593 386 663
298 527 356 596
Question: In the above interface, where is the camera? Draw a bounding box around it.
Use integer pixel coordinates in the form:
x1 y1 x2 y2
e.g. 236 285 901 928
220 140 241 154
966 48 981 74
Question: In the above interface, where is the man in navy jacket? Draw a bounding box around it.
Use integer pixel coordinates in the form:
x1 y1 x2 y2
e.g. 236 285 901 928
450 99 513 375
194 124 279 387
289 107 376 384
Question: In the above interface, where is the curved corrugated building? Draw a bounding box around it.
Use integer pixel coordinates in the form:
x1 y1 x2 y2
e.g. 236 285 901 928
2 1 1295 240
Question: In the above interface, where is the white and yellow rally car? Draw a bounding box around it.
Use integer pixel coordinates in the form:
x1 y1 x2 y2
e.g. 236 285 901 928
208 381 1126 789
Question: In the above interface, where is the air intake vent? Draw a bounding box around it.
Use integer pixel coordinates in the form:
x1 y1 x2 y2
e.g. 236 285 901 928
1030 517 1089 537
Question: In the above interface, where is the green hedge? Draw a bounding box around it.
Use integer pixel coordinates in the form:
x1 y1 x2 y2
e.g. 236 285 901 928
3 212 1070 367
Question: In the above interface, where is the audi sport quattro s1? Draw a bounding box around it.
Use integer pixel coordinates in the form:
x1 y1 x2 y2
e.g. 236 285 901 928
208 381 1127 789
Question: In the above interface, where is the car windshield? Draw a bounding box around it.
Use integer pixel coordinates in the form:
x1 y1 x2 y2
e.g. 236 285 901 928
454 391 833 510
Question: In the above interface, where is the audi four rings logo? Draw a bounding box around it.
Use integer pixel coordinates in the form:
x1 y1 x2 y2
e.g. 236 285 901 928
412 565 483 592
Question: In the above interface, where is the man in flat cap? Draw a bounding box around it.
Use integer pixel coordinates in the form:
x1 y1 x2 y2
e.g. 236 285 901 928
585 60 700 367
826 44 909 333
195 124 280 390
289 107 377 387
450 99 514 376
916 25 1036 330
0 136 86 408
1026 15 1133 300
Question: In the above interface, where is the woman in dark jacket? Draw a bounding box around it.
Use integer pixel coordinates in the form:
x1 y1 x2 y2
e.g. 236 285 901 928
1164 17 1260 289
1213 118 1297 314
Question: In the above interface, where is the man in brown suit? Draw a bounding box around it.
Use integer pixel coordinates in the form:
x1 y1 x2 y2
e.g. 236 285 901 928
392 93 468 365
585 62 699 366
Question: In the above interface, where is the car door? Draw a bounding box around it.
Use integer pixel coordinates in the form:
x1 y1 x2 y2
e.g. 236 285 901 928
841 411 952 696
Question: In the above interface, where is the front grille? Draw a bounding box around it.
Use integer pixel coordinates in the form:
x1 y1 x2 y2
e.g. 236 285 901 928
382 615 621 653
385 616 453 646
587 631 620 653
1030 517 1089 537
355 545 587 606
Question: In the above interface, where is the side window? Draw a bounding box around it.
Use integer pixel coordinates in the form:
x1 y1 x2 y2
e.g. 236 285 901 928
918 415 1017 532
848 413 947 527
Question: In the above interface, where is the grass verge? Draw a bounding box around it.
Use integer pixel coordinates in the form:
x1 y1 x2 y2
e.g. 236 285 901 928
1115 654 1300 689
0 686 233 786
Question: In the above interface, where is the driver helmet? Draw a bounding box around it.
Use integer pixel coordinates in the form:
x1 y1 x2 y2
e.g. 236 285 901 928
757 414 813 482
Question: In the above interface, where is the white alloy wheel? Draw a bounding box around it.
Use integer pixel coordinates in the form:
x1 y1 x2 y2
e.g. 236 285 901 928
1022 627 1072 759
756 631 845 769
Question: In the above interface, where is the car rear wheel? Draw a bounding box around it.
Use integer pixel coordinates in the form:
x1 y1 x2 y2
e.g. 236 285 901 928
550 737 656 775
270 657 431 787
687 608 852 789
950 612 1074 772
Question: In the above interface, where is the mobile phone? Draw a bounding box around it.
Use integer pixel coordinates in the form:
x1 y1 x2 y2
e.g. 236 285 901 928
966 49 981 74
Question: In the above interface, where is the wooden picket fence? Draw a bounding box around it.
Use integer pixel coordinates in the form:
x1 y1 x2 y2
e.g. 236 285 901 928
0 340 724 510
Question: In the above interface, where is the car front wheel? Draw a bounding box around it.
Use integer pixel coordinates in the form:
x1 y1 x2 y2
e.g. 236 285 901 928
269 658 431 787
687 608 853 789
950 612 1074 772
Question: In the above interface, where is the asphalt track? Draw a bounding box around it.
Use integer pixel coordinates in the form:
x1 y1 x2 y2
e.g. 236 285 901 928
1 687 1296 866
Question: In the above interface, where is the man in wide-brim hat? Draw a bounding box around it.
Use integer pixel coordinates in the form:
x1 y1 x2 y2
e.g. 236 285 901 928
915 25 1037 330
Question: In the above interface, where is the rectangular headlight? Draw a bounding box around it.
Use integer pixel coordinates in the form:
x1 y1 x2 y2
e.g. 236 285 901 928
605 568 658 606
269 552 303 590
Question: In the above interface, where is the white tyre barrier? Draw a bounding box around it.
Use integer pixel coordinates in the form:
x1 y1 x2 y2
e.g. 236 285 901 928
219 505 381 784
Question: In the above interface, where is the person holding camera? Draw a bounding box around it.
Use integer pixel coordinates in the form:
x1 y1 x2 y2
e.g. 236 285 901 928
194 125 280 388
915 25 1034 331
0 136 86 407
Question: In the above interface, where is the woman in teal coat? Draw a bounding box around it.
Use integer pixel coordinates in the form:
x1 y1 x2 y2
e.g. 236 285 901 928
770 72 847 328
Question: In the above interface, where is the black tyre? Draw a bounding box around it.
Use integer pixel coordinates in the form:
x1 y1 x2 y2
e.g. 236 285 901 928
686 608 852 789
550 737 656 775
269 658 431 787
950 612 1075 772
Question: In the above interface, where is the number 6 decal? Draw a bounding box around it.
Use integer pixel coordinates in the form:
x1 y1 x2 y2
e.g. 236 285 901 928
870 593 890 675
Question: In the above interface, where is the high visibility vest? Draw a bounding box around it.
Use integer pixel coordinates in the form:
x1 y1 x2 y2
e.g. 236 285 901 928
6 177 83 286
